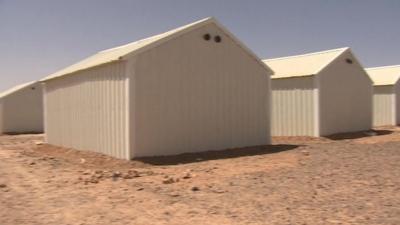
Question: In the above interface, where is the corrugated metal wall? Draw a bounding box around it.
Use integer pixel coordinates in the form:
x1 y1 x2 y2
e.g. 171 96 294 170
0 83 43 134
0 100 3 134
395 83 400 125
319 50 373 135
131 23 271 157
373 86 395 126
271 76 316 136
44 62 130 159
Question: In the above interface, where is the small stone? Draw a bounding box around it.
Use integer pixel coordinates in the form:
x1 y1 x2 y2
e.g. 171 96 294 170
82 170 91 175
191 186 200 191
112 171 121 178
300 150 310 156
123 170 140 179
0 184 7 188
143 171 155 176
94 170 103 174
162 177 176 184
122 174 133 179
182 173 192 179
29 161 36 165
169 192 180 197
212 188 226 193
136 187 144 191
129 170 141 177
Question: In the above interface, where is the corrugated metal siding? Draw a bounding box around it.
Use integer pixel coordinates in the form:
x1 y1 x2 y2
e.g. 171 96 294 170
373 86 395 126
319 51 373 135
131 23 270 157
0 83 43 134
271 77 316 136
0 100 3 134
44 62 130 159
396 83 400 125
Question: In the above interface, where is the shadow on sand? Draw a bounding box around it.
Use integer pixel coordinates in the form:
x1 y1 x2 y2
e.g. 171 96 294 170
325 129 393 140
136 144 300 166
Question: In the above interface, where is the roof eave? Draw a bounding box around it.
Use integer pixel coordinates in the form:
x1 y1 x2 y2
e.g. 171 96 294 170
40 58 124 83
271 74 315 80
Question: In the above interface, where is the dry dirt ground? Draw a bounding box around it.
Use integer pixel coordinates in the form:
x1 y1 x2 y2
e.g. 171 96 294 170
0 128 400 225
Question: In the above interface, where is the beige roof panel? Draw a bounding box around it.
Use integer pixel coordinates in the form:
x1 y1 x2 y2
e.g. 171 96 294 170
42 17 272 82
0 81 38 99
366 65 400 86
263 47 349 79
41 18 212 82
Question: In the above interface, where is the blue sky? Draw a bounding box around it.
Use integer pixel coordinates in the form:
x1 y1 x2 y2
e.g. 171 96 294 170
1 0 399 92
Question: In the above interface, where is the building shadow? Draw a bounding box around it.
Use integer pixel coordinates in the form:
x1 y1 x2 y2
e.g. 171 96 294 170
3 132 44 135
136 144 300 166
325 129 393 140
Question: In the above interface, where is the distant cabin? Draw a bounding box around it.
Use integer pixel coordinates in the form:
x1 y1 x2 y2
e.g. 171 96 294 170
264 48 373 137
0 81 44 135
366 65 400 126
41 18 273 159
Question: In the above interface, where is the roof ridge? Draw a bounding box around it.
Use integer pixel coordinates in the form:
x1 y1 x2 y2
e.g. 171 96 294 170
263 47 349 62
41 17 273 82
41 17 215 82
99 17 214 54
99 36 161 53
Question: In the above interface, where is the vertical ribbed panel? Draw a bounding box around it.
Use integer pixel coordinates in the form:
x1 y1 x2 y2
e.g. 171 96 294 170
395 83 400 125
373 86 395 126
44 62 129 159
131 23 271 157
0 100 3 134
271 77 315 136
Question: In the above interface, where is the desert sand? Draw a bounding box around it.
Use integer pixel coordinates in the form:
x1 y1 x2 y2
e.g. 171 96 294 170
1 128 400 225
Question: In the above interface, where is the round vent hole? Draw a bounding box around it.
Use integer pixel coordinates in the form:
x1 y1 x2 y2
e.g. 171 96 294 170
214 35 222 43
203 34 211 41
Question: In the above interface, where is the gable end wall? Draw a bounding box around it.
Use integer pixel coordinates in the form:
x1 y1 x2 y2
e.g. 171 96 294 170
318 51 373 135
131 23 271 157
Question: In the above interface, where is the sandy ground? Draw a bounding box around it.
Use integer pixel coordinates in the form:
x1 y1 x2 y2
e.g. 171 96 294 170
0 128 400 225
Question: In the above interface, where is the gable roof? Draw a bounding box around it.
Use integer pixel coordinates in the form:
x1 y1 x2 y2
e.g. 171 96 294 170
263 47 349 79
41 17 272 82
366 65 400 86
0 81 38 99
